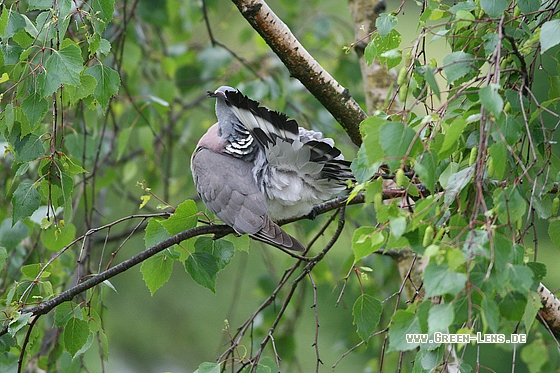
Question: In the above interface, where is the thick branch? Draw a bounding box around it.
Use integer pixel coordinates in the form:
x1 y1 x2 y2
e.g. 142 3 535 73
537 283 560 340
230 0 366 146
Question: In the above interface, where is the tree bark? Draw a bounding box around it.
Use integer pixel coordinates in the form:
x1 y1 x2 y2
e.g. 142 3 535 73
537 283 560 339
230 0 366 146
348 0 395 114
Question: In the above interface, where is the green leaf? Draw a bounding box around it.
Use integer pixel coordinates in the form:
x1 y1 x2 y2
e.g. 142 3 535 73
517 0 541 13
352 294 382 342
443 166 474 206
3 10 26 39
489 141 508 179
364 40 378 66
43 42 84 95
89 34 112 56
0 43 23 65
65 74 97 105
365 29 402 68
144 218 171 248
61 154 87 175
547 218 560 249
27 0 54 10
352 226 386 260
12 180 41 224
8 312 32 337
42 223 76 251
499 291 527 321
380 121 422 171
540 20 560 54
423 65 440 99
390 216 407 240
504 89 528 115
388 310 421 351
523 290 542 332
194 362 221 373
194 237 234 270
0 218 29 250
63 317 90 358
439 118 467 156
520 336 548 373
359 116 385 168
92 0 115 33
185 251 219 292
22 93 49 128
443 51 475 83
480 0 508 17
377 29 402 69
0 103 14 135
21 263 50 279
0 334 16 353
85 64 121 110
424 261 467 297
507 264 534 292
54 302 82 327
427 303 454 334
481 296 499 333
482 33 499 56
11 131 45 163
376 13 398 38
141 252 174 296
162 200 198 235
493 186 527 225
526 262 547 282
479 84 503 118
231 233 250 252
415 151 437 194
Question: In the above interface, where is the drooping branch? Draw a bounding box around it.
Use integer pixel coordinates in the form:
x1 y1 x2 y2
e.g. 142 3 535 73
230 0 366 146
5 225 223 323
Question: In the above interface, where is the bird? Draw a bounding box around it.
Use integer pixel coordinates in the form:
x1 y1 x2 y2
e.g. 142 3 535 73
190 86 353 252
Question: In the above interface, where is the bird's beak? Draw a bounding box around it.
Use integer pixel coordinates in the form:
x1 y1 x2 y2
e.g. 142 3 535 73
207 89 228 100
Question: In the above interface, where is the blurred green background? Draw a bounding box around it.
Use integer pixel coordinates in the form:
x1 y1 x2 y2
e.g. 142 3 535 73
87 0 560 372
2 0 559 371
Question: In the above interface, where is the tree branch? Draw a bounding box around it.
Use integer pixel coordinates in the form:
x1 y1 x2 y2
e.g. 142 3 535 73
537 283 560 340
230 0 366 146
3 191 559 344
0 224 225 337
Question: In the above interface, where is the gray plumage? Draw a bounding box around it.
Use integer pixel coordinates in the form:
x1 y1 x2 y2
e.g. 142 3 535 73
191 86 353 252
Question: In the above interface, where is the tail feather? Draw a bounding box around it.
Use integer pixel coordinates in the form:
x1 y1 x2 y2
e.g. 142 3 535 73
251 216 306 252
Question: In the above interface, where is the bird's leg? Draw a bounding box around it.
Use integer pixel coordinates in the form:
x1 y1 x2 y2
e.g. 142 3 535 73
306 207 318 220
213 231 240 240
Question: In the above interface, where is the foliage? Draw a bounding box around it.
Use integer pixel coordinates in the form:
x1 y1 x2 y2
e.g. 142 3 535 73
0 0 559 372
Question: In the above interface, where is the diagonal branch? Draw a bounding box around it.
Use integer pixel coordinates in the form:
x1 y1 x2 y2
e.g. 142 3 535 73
230 0 366 146
3 191 559 344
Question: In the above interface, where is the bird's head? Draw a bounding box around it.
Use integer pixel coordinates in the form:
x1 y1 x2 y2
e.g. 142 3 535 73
208 86 244 139
207 86 237 101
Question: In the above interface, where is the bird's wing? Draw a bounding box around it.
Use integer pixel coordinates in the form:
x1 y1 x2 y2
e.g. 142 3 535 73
224 90 353 183
223 90 299 147
191 147 305 251
191 147 266 235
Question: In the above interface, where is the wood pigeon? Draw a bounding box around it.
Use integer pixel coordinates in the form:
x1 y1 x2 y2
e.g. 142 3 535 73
191 86 353 252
